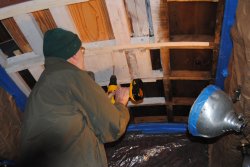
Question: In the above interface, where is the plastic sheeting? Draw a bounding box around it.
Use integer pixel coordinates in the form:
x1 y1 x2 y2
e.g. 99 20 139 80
106 133 208 167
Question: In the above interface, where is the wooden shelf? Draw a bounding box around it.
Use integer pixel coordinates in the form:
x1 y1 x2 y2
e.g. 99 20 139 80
170 35 214 42
166 97 196 105
169 70 211 80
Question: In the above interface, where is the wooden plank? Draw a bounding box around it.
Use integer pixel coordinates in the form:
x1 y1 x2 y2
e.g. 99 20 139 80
170 70 211 80
135 49 153 78
49 6 79 34
149 0 169 42
85 41 214 52
0 0 30 8
167 0 218 2
0 0 89 20
14 13 44 56
6 52 44 74
0 49 30 96
166 97 195 105
105 0 131 45
1 18 32 53
12 50 44 81
134 116 168 123
32 9 57 34
128 97 165 107
173 116 188 123
211 0 224 79
125 0 149 37
68 0 114 42
170 35 214 42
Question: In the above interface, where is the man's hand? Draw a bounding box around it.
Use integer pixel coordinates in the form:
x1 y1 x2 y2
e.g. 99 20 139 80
115 87 129 106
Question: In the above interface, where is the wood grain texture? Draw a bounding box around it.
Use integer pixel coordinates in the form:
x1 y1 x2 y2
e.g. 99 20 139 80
105 0 131 44
125 0 149 37
32 9 57 34
68 0 114 42
170 70 211 80
0 0 30 8
150 0 169 42
1 18 32 52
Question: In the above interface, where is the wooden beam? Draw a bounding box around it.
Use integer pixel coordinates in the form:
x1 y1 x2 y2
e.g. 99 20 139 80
68 0 114 42
85 41 214 52
169 70 211 80
0 49 31 96
125 0 149 37
32 9 57 34
14 13 43 56
0 0 30 8
0 0 89 20
1 18 32 52
5 52 44 74
128 97 166 107
49 6 79 34
134 116 168 123
166 97 195 105
167 0 218 2
150 0 169 42
211 0 224 79
105 0 131 45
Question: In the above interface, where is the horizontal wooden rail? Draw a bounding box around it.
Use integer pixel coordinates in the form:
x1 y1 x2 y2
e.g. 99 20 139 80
169 70 211 80
0 0 89 20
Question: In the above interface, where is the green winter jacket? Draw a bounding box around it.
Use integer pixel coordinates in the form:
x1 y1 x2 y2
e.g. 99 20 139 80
20 57 130 167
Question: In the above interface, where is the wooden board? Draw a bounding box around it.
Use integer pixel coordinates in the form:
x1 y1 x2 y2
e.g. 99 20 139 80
68 0 114 42
0 0 30 8
0 0 89 20
105 0 131 44
125 0 149 37
32 9 57 34
1 18 32 52
149 0 169 42
14 13 44 56
49 6 79 34
170 70 211 80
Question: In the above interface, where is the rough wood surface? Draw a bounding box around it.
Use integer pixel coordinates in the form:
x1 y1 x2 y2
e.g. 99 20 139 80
0 0 89 20
68 0 114 42
150 0 169 42
0 0 30 8
125 0 149 37
32 9 57 34
105 0 131 44
1 18 32 52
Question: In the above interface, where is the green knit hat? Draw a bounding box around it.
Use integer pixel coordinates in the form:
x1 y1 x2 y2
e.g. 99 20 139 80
43 28 81 60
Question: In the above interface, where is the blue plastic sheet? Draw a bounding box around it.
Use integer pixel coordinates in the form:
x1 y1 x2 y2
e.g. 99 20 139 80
0 66 27 112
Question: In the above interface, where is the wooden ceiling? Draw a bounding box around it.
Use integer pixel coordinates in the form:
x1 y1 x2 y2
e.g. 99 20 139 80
0 0 224 123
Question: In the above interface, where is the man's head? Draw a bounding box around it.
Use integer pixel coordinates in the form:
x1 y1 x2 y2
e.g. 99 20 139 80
43 28 85 70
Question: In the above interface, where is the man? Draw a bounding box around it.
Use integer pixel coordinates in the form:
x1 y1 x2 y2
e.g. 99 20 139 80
20 28 130 167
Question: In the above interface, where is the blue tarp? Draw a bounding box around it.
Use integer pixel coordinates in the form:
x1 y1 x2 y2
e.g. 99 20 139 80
0 66 27 112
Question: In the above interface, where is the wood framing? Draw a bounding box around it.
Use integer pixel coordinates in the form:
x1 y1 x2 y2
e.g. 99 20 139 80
32 9 57 34
1 18 32 52
169 70 211 80
105 0 131 45
49 6 79 34
68 0 114 42
0 0 89 20
128 97 165 107
125 0 149 37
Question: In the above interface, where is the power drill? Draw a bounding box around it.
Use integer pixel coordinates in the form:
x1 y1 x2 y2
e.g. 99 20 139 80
107 75 144 104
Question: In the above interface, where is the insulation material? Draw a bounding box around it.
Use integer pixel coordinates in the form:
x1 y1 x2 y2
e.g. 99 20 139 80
0 88 22 160
210 1 250 167
106 133 208 167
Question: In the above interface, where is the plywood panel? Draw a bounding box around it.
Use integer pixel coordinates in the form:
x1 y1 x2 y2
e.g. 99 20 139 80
68 0 114 42
125 0 149 37
32 9 57 34
2 18 32 53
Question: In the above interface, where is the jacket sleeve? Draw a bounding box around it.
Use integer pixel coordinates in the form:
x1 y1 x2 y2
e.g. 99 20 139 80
70 71 130 143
